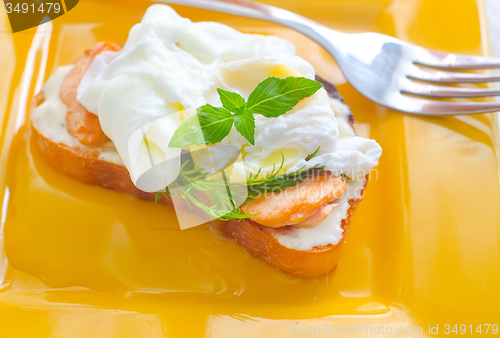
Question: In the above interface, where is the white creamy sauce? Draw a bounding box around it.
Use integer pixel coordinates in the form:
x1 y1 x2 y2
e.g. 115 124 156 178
31 65 81 147
36 4 382 250
31 65 123 166
268 174 366 251
97 150 123 164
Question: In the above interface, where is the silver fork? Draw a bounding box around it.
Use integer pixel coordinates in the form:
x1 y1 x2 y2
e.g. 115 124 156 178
160 0 500 115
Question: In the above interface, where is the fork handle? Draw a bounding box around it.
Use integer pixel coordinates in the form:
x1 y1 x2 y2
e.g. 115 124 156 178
159 0 347 60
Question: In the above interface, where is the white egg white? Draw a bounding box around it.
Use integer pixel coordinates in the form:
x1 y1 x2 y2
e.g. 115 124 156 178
77 4 381 194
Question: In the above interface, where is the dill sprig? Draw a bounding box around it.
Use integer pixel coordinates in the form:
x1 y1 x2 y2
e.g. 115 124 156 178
155 148 324 221
155 160 251 221
305 146 320 161
246 151 324 200
340 173 351 180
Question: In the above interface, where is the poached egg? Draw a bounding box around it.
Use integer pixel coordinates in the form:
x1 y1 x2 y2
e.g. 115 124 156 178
76 4 382 194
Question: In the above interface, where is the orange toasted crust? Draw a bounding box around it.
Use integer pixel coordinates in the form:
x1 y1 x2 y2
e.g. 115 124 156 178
220 184 365 278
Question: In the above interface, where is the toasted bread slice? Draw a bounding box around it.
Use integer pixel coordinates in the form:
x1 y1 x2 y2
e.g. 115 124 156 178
30 44 367 278
32 108 365 278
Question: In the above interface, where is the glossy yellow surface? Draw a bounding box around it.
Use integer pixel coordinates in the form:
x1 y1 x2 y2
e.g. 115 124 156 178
0 0 499 336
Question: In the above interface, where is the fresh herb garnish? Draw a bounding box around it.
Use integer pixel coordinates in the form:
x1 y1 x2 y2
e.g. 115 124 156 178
156 148 324 221
305 147 320 161
246 151 325 200
155 160 252 221
169 76 323 148
341 173 351 180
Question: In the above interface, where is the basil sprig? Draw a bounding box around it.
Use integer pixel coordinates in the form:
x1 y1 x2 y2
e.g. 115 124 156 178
169 76 323 147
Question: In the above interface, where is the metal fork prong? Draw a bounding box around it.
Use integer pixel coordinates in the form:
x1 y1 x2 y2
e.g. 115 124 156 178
400 99 500 115
401 80 500 98
162 0 500 115
406 64 500 84
414 49 500 70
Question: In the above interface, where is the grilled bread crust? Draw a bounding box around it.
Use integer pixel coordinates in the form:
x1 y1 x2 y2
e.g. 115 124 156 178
220 194 364 278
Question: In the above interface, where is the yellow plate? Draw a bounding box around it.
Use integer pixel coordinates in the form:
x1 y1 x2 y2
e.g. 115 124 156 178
1 0 499 336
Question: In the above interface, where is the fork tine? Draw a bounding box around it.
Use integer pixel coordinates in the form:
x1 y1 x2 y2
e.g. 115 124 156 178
406 64 500 83
401 80 500 98
394 98 500 115
414 48 500 70
419 101 500 115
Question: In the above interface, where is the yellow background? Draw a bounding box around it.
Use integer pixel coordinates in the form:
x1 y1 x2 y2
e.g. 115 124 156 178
0 0 499 336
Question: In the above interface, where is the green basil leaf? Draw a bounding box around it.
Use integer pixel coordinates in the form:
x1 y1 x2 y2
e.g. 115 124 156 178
169 104 234 148
169 115 206 148
171 76 323 148
197 104 234 145
247 77 323 118
233 110 255 145
217 88 246 112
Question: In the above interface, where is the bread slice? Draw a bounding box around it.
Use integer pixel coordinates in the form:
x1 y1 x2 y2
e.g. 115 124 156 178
30 47 368 278
32 111 365 278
